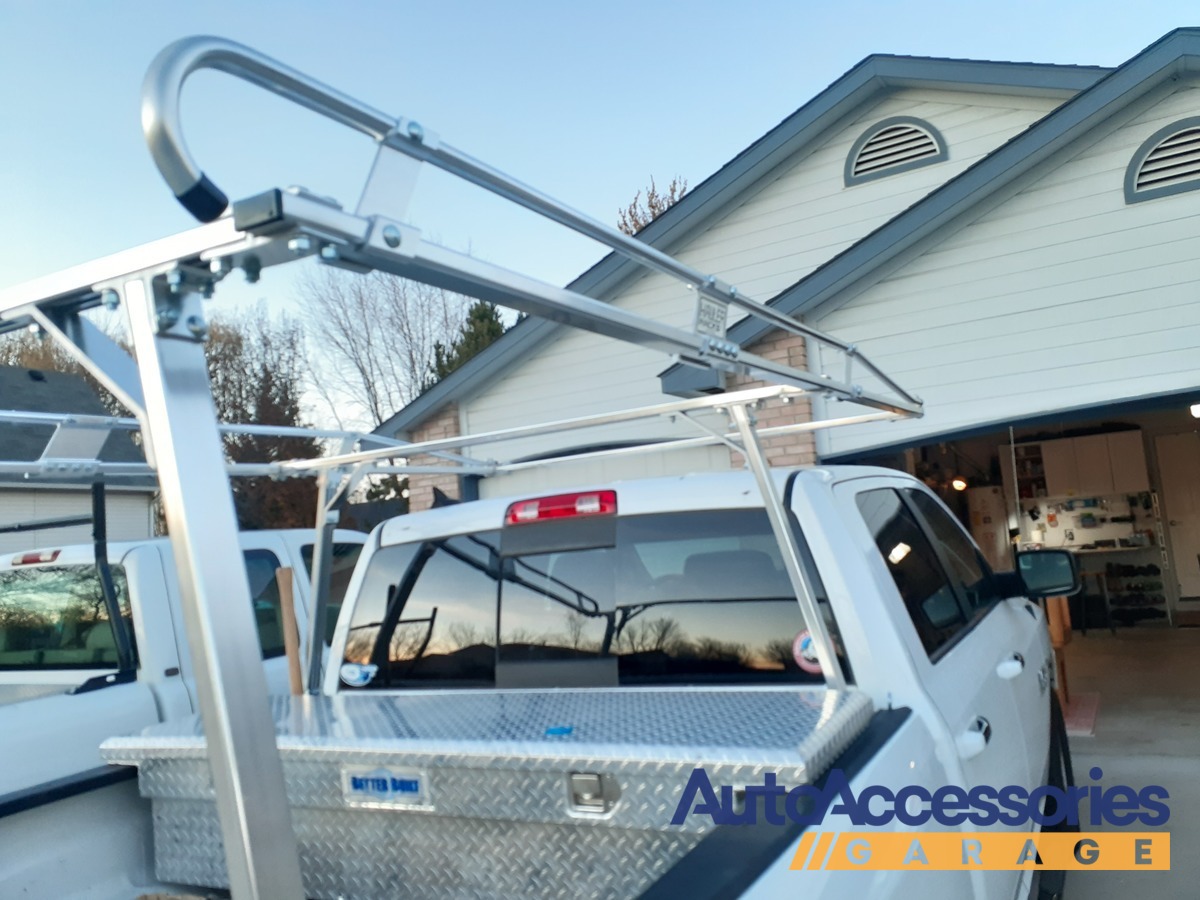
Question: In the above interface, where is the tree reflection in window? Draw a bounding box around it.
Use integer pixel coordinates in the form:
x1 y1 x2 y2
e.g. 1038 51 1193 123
0 565 132 668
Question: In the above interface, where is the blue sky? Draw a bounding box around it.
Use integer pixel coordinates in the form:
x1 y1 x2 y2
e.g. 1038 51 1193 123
3 2 1198 303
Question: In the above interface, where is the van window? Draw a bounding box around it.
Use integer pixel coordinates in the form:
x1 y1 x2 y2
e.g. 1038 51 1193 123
0 565 134 669
300 542 364 644
341 510 819 690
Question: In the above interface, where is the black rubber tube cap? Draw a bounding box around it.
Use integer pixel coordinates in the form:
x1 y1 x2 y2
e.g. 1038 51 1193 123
176 173 228 223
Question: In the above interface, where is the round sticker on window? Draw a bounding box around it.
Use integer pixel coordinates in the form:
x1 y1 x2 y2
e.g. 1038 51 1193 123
339 663 379 688
792 630 823 675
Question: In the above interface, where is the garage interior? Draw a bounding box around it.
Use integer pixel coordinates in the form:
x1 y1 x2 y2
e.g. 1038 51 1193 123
848 390 1200 632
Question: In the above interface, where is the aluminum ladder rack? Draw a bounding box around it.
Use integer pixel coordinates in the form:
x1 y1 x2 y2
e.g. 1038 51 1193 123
0 35 922 900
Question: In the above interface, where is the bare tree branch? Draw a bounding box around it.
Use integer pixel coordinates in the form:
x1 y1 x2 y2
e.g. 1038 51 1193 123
618 176 689 236
298 267 469 427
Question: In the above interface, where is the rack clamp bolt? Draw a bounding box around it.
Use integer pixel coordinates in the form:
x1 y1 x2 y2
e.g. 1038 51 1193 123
242 254 263 284
287 236 314 256
100 289 120 311
166 269 186 296
155 304 181 331
186 315 209 341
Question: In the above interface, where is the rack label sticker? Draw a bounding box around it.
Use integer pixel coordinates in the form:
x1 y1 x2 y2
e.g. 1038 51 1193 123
342 765 431 809
694 294 729 338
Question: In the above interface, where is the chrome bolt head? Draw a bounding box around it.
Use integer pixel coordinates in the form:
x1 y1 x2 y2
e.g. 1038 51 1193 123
382 225 402 249
287 236 314 255
100 289 120 311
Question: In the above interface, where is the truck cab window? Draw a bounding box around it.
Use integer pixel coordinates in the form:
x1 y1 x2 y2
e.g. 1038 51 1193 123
0 565 133 669
342 536 500 688
301 542 365 644
243 550 286 659
342 510 823 690
905 490 1000 613
856 489 968 657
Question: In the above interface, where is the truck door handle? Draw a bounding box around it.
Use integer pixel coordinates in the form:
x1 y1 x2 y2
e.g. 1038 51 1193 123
955 716 992 760
996 653 1024 680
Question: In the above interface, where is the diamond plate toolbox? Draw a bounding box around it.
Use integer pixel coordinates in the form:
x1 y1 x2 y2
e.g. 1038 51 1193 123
102 687 873 899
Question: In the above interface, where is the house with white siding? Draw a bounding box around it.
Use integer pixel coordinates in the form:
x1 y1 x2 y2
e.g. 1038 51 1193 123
0 367 156 554
378 28 1200 625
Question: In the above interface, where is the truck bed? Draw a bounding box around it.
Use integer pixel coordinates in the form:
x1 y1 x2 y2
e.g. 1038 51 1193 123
102 688 873 899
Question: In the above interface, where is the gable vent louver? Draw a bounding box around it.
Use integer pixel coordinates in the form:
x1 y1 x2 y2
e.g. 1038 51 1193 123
1127 120 1200 203
845 117 947 186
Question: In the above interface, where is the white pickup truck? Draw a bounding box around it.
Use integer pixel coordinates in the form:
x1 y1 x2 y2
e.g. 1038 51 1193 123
105 467 1081 900
0 528 364 898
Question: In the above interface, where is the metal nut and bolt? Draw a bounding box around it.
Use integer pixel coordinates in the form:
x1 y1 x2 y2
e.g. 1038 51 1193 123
186 315 209 340
287 236 314 255
156 305 181 330
243 255 262 284
100 289 120 311
382 225 402 249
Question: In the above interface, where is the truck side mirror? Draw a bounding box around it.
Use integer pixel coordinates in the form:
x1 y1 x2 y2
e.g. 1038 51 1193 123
1015 549 1081 598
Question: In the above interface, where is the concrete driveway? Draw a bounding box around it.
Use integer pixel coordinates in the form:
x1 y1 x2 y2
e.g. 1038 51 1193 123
1060 628 1198 898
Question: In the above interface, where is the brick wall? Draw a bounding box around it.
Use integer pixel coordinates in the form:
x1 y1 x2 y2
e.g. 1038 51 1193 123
404 402 462 512
728 330 817 469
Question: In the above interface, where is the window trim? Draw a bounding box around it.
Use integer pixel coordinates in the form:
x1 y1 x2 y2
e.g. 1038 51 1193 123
844 116 948 186
1124 116 1200 204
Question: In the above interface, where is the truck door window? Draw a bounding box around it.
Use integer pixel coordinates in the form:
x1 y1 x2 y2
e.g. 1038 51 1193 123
243 550 286 659
0 564 133 669
905 491 1000 613
300 542 364 644
856 489 968 657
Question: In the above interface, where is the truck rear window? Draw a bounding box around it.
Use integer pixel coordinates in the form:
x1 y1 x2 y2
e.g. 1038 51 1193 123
341 510 820 689
0 565 133 669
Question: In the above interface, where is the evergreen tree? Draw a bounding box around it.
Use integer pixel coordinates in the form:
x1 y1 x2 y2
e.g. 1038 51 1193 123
425 301 506 388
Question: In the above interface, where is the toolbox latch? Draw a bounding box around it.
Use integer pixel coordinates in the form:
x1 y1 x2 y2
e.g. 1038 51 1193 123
567 772 620 815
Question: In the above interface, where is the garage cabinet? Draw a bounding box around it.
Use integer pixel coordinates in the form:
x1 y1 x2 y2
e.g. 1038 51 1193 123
1002 429 1149 500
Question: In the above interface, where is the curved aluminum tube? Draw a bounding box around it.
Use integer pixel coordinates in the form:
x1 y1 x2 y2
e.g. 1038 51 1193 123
142 35 396 221
140 37 922 414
